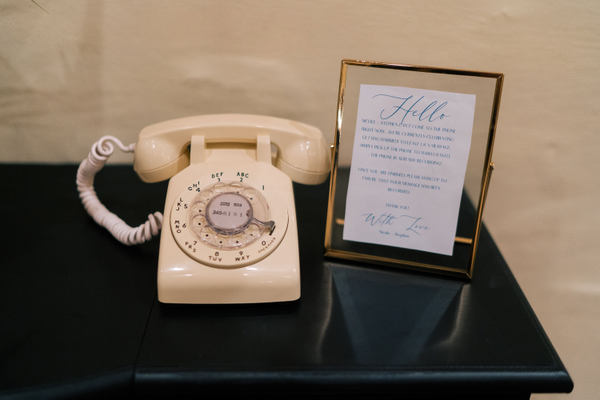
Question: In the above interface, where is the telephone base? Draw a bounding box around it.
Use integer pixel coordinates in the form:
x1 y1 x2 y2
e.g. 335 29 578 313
156 150 301 304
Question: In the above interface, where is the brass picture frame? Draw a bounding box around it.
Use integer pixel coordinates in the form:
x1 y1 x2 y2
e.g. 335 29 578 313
324 59 503 278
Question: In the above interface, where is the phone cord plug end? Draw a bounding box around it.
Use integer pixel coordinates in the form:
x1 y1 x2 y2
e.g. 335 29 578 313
76 136 163 246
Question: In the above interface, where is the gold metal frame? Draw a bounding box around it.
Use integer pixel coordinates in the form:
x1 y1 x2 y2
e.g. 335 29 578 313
324 59 504 278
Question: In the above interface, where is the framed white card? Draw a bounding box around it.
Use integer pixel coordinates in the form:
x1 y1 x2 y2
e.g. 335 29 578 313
325 60 504 278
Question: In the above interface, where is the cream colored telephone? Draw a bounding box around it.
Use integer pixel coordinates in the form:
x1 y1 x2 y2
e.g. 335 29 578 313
79 114 330 304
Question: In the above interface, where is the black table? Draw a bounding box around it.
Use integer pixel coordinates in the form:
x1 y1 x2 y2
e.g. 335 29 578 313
0 165 573 399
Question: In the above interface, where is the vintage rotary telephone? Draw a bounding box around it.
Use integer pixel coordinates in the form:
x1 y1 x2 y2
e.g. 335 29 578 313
77 114 331 304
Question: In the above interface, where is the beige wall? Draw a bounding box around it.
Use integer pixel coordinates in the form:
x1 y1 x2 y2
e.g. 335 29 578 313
2 1 599 398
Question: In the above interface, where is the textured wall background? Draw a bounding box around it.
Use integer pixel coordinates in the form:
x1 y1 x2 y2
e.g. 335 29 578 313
1 1 599 398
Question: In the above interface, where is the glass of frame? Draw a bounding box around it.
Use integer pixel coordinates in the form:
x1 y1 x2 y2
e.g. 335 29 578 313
324 59 503 278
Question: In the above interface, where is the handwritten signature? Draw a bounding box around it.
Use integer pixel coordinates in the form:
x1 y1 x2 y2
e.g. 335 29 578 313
362 212 430 235
372 94 450 125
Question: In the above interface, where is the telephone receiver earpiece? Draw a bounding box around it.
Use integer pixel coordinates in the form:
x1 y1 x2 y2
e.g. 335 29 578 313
133 114 331 185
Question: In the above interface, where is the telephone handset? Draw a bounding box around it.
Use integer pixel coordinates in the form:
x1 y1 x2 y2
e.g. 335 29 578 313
78 114 330 304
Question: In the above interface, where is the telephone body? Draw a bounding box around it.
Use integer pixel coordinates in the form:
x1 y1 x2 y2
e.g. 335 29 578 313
132 114 330 304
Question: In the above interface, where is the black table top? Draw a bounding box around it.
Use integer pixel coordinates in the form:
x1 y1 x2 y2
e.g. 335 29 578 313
0 164 572 399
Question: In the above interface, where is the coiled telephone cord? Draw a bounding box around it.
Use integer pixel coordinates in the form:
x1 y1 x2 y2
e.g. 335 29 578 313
76 136 163 245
